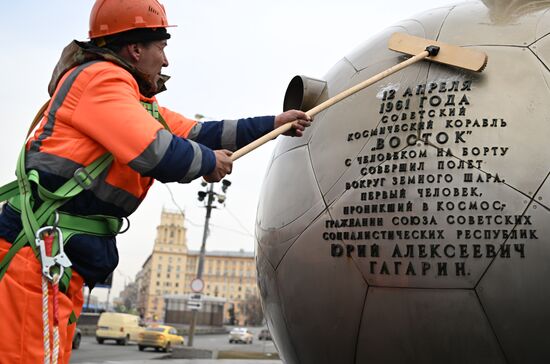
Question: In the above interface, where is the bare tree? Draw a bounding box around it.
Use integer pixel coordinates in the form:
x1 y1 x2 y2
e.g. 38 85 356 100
239 293 264 326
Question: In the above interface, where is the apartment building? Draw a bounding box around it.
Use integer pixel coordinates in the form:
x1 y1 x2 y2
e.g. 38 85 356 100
136 209 259 324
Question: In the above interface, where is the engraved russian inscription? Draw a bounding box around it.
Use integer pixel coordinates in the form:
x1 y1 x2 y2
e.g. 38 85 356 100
326 78 535 281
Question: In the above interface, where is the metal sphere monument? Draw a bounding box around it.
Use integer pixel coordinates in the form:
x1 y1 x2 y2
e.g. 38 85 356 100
255 1 550 363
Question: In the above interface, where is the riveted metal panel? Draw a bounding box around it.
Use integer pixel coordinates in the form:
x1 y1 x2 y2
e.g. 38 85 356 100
357 287 506 364
477 177 550 363
256 245 300 364
275 215 368 364
257 2 550 362
256 146 325 268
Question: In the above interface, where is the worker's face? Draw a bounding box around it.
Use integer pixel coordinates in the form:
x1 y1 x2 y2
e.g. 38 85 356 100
135 40 169 91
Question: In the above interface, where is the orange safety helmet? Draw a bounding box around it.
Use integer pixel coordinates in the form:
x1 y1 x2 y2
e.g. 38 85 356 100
89 0 176 39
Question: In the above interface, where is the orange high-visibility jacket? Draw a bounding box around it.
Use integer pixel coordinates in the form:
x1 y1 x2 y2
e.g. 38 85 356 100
0 59 275 287
30 60 212 215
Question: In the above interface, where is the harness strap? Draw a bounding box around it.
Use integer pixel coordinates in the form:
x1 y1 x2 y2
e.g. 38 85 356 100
26 99 51 138
0 181 20 202
68 312 77 325
141 101 171 132
8 199 122 237
0 69 168 299
0 98 167 287
0 62 176 335
16 144 41 256
0 151 114 286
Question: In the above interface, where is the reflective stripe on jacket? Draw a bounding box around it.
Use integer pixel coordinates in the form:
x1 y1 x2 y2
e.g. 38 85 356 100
27 61 215 216
0 59 275 286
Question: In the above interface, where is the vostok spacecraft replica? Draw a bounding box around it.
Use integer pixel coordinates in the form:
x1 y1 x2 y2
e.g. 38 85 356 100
255 0 550 363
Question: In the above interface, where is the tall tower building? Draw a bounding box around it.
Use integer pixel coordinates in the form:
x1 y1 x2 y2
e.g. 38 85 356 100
138 209 189 321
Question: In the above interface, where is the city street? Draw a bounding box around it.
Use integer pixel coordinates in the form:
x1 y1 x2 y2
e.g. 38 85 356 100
71 327 277 363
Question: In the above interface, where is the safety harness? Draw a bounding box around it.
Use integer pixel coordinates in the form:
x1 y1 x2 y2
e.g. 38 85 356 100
0 75 168 362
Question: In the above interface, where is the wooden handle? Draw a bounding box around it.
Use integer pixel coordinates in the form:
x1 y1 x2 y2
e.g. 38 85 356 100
231 50 429 161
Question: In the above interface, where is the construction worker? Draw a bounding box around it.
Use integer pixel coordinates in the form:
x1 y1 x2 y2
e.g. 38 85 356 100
0 0 311 363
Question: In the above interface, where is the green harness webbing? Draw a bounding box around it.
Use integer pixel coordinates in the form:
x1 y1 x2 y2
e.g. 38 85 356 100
0 98 165 324
141 101 171 132
0 147 116 290
0 148 116 325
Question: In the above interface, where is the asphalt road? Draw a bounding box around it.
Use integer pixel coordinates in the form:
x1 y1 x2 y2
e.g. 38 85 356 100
71 327 277 363
70 337 166 363
195 329 277 353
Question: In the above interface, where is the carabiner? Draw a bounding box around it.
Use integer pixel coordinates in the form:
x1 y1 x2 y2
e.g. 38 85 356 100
35 223 72 281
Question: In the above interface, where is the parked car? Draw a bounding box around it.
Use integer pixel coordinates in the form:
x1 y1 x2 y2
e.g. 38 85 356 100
72 328 82 349
228 327 253 344
137 324 184 352
258 328 272 341
95 312 144 345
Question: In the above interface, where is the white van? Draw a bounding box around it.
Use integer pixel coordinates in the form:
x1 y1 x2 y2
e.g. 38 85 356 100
95 312 144 345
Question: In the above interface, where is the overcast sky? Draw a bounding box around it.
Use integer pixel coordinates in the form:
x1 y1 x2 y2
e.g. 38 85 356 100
0 0 462 302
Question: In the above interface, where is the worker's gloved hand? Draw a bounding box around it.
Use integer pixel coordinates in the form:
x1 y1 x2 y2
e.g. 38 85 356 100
274 110 313 137
204 149 233 182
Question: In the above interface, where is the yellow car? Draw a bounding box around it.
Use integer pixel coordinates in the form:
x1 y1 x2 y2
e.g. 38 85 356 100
137 324 184 352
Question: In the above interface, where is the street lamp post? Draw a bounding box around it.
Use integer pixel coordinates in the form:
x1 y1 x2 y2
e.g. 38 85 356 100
187 179 231 347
